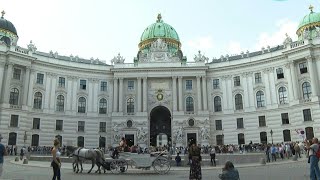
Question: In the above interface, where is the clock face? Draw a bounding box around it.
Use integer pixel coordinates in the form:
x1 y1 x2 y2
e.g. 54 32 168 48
157 93 163 101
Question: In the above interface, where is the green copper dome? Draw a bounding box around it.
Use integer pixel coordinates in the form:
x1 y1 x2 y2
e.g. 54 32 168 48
138 14 181 51
297 5 320 36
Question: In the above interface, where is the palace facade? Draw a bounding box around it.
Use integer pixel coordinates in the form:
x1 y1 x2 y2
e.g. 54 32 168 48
0 9 320 148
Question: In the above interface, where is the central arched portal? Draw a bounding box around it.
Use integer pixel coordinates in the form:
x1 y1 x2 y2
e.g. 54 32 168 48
150 106 171 147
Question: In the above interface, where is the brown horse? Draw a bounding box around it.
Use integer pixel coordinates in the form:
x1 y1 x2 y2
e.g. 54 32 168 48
66 146 105 174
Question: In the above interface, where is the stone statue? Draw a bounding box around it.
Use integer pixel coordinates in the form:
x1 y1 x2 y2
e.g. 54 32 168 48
27 40 37 53
112 124 122 143
194 50 209 62
200 127 210 140
283 33 293 48
137 127 148 143
111 53 125 64
174 126 183 143
303 29 311 40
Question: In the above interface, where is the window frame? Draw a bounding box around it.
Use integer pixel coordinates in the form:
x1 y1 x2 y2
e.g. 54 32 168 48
276 68 284 79
299 62 308 74
33 92 43 109
78 121 85 132
100 81 108 92
234 76 241 86
214 96 222 112
185 80 193 90
10 115 19 127
303 109 312 121
9 88 19 105
56 120 63 131
58 77 65 88
99 122 106 132
186 96 194 112
258 116 266 127
278 87 288 104
56 95 65 112
13 68 21 80
32 118 40 129
302 82 312 100
236 118 244 129
235 94 243 110
215 120 222 130
128 80 134 90
78 97 86 113
127 98 135 113
99 98 107 114
256 91 265 108
281 113 290 124
213 79 220 89
80 80 87 90
36 73 44 84
254 72 262 84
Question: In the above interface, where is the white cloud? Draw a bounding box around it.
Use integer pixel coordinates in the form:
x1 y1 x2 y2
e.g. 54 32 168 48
186 36 214 51
254 19 298 50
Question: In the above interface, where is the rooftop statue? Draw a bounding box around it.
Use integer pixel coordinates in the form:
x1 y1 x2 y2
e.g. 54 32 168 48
111 53 125 64
194 50 209 62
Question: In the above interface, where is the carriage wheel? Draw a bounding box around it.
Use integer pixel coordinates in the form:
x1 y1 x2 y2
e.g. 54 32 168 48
110 160 128 174
152 156 171 174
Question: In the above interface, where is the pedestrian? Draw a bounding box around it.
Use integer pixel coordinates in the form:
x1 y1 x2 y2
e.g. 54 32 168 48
189 141 202 180
306 138 320 180
51 138 61 180
0 134 8 177
218 161 240 180
210 146 216 166
175 153 181 166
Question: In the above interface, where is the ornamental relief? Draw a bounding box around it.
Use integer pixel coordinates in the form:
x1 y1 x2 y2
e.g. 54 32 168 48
147 89 172 110
148 79 171 90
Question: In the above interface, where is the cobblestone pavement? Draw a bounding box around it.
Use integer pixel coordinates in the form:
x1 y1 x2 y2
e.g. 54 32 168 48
0 157 310 180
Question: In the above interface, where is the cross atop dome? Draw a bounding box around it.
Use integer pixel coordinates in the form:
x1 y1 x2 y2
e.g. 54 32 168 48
309 5 314 13
1 10 5 18
157 13 162 22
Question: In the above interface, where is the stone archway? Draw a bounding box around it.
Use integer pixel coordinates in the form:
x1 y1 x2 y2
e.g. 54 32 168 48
150 106 171 147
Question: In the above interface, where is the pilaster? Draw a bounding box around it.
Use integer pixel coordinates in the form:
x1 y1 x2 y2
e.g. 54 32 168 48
306 56 319 96
196 76 202 111
143 77 147 112
172 76 177 111
202 76 207 111
3 63 13 104
118 78 123 113
113 78 118 112
137 77 142 112
178 76 183 111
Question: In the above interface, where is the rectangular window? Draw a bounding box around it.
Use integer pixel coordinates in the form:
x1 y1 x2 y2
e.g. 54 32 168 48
99 122 106 132
303 109 312 121
276 68 284 79
36 73 44 84
80 80 86 90
100 81 108 91
186 80 192 90
128 80 134 90
213 79 219 89
236 118 244 129
281 113 289 124
258 116 266 127
32 118 40 129
299 62 308 74
78 121 85 132
58 77 65 88
234 76 240 86
13 68 21 80
215 120 222 130
10 115 19 127
56 120 63 131
255 73 262 84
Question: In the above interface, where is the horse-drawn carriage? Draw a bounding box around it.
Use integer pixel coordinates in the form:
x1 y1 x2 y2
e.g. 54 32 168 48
102 151 171 174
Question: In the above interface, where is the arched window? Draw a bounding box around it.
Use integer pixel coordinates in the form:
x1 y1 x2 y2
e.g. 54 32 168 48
78 97 86 113
278 87 288 104
283 129 291 142
235 94 243 110
99 98 107 114
127 98 134 113
237 133 245 145
256 91 265 107
214 96 222 112
8 132 17 145
305 127 314 140
33 92 42 109
260 132 267 144
9 88 19 105
302 82 312 100
31 134 39 146
186 97 194 112
56 95 65 112
77 136 84 147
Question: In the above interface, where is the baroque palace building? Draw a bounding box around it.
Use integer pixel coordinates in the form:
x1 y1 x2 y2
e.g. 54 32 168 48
0 8 320 149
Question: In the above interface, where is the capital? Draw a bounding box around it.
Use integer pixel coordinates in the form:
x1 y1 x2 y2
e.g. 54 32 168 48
306 56 314 62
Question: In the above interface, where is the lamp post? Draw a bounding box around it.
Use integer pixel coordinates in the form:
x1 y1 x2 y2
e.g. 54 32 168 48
270 129 274 144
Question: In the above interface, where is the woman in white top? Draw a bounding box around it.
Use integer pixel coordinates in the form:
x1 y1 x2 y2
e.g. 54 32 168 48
51 138 61 180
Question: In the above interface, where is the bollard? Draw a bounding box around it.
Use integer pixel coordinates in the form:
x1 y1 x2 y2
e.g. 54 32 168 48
23 158 28 164
260 158 266 165
15 157 19 162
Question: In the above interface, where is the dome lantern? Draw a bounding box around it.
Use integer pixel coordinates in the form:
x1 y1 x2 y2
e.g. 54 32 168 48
0 10 18 46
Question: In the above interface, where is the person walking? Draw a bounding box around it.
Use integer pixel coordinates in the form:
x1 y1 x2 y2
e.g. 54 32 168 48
51 138 61 180
0 134 8 177
306 138 320 180
210 146 216 166
189 142 202 180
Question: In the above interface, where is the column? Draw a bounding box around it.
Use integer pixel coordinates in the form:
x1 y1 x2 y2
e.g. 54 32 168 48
222 76 228 110
88 79 94 112
137 77 142 112
0 62 5 102
44 73 51 110
71 79 78 111
202 76 208 111
172 76 177 111
247 75 255 107
178 76 183 111
66 77 73 111
143 77 147 112
3 63 13 103
113 78 118 112
49 74 57 110
118 78 123 112
227 78 233 110
263 69 271 106
93 80 99 113
197 76 202 111
307 57 319 96
27 69 35 107
290 61 299 100
22 67 30 106
285 63 294 102
268 68 277 104
242 74 249 109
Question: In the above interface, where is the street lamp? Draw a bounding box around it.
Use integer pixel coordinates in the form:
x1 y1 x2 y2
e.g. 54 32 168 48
270 129 274 144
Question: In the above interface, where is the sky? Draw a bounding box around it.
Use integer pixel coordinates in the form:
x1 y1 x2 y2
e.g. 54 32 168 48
0 0 318 64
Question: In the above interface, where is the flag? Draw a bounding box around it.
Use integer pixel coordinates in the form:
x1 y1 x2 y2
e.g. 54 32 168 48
295 128 306 139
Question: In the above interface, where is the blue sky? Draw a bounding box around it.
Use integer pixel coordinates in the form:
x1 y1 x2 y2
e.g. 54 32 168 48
0 0 318 64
